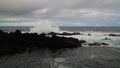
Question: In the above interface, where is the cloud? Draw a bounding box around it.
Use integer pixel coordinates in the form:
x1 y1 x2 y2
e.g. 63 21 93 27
0 0 120 26
73 23 83 26
33 8 49 14
55 8 118 21
0 18 31 22
0 0 119 15
0 18 19 21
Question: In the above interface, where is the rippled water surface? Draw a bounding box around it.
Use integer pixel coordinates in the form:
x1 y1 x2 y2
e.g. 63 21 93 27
0 47 120 68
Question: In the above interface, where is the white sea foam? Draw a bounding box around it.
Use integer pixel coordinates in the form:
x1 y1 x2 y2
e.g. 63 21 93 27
30 20 60 34
63 31 120 47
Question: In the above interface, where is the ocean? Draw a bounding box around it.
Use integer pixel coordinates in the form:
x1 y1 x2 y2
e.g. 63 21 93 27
0 26 120 48
0 26 120 33
1 26 120 47
60 26 120 32
0 26 120 68
60 27 120 48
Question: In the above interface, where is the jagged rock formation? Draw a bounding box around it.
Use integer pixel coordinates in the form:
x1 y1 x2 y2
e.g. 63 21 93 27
47 32 83 36
108 34 120 36
0 30 86 57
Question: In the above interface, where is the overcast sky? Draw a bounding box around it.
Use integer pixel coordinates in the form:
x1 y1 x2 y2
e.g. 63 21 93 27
0 0 120 26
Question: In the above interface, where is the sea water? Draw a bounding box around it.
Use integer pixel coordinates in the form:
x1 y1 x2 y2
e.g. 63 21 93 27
60 27 120 48
0 26 120 68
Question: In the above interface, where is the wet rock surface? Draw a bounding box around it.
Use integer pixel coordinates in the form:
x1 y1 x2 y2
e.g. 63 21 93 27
0 30 85 57
102 37 111 40
108 34 120 36
83 42 109 46
48 32 83 36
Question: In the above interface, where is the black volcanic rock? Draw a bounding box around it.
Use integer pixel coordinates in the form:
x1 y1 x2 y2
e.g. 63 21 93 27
102 37 111 40
109 34 120 36
86 42 109 46
101 42 109 45
48 32 83 36
88 34 91 36
88 42 101 46
0 30 85 56
59 32 82 35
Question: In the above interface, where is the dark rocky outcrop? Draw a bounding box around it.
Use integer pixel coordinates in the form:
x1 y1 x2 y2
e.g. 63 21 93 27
88 34 91 36
0 30 86 57
101 42 109 45
60 32 83 35
108 34 120 36
83 42 109 46
48 32 83 36
88 42 101 46
102 37 111 40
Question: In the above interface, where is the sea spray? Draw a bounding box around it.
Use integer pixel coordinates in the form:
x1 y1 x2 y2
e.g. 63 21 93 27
30 21 60 34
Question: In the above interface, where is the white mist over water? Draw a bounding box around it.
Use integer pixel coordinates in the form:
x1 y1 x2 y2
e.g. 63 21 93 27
30 20 60 34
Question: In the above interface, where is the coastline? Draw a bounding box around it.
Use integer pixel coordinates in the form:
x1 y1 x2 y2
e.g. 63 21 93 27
0 29 120 68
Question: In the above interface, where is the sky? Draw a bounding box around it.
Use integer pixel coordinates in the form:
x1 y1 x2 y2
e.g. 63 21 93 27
0 0 120 26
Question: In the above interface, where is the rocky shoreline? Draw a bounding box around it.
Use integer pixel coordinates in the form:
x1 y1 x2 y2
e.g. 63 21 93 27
0 30 115 57
0 30 120 68
0 30 86 57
